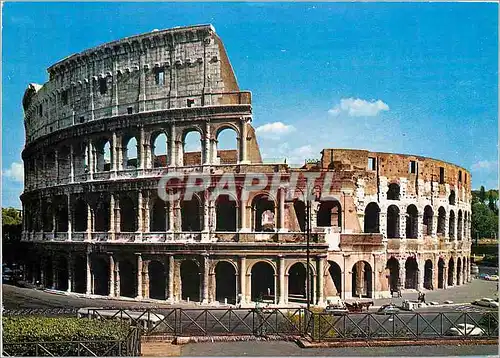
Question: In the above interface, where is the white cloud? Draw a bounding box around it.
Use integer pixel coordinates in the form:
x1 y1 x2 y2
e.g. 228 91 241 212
328 98 390 117
255 122 296 139
3 162 24 183
471 160 498 172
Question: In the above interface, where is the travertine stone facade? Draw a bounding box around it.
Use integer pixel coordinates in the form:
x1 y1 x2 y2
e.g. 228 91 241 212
21 25 471 306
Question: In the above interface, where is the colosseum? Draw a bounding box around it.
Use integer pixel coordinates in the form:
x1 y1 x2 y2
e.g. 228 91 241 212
20 24 472 306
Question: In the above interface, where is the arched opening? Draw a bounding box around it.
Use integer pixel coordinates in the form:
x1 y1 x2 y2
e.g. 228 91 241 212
252 194 275 232
56 256 69 291
327 261 342 297
457 210 463 240
405 257 418 289
124 136 138 169
148 261 166 300
55 196 68 232
181 196 202 231
92 257 109 296
288 263 306 302
423 206 433 236
96 139 112 171
387 183 400 200
386 257 400 293
364 203 380 233
181 260 200 301
44 259 54 289
42 202 53 232
74 199 87 232
449 210 455 239
183 130 202 166
119 259 136 298
387 205 400 238
438 258 445 289
152 132 168 168
316 201 342 228
95 200 110 232
352 261 372 298
424 259 433 290
73 255 87 294
215 195 237 231
215 127 238 164
456 258 462 285
294 201 306 232
151 198 167 232
447 257 455 287
437 207 446 235
406 205 418 238
215 261 236 303
120 196 137 232
449 190 456 205
251 261 275 302
463 257 467 283
58 146 71 179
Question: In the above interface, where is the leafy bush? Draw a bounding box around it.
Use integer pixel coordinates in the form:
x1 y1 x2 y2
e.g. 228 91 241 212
3 317 134 356
284 308 339 340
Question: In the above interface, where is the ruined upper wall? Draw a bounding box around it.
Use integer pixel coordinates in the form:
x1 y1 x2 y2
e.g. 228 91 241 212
23 25 250 144
321 148 471 195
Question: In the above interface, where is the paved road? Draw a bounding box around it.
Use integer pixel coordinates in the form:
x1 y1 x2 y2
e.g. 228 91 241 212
180 341 499 356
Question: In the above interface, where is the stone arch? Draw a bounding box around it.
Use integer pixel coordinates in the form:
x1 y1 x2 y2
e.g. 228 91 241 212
150 198 167 232
449 190 456 205
215 194 237 231
387 183 400 200
352 261 372 298
252 193 276 232
54 195 68 232
327 261 342 297
424 259 433 290
95 198 110 232
405 257 418 289
151 131 169 168
456 257 462 285
316 200 342 228
387 205 400 238
447 257 455 286
215 261 237 303
148 260 166 300
406 204 418 238
364 203 380 233
423 205 433 236
73 254 87 294
57 145 72 178
457 210 463 240
95 137 112 172
119 258 137 298
180 259 201 302
288 262 311 303
251 261 275 302
123 135 139 169
56 255 69 291
438 257 445 289
386 257 400 293
42 201 53 232
120 195 137 232
181 194 202 231
215 126 239 165
449 210 455 239
437 207 446 235
92 256 109 296
74 198 88 232
182 128 203 166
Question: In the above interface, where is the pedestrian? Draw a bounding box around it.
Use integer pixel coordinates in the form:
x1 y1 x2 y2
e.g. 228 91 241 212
422 293 426 303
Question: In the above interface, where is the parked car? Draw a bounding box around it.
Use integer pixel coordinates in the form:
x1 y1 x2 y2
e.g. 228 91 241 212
488 275 499 281
446 323 485 336
479 273 490 280
325 303 349 315
376 304 401 315
472 298 500 308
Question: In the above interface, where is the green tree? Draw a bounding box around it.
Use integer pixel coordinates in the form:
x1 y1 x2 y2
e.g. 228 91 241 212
479 186 487 203
2 207 21 226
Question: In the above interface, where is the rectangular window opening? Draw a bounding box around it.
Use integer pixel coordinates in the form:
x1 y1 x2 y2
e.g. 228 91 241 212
458 170 462 182
187 98 195 108
439 167 445 184
127 107 133 115
79 116 85 123
409 160 417 174
62 91 68 105
367 157 376 171
99 78 107 95
155 69 165 86
465 173 467 184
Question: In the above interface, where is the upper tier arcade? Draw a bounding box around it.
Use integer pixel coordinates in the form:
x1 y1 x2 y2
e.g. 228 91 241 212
22 24 250 144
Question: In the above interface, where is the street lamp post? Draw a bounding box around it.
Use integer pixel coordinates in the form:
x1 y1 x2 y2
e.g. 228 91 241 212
305 195 311 311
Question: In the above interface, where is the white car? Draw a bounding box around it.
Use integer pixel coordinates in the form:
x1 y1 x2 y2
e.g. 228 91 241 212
472 297 499 308
446 323 485 336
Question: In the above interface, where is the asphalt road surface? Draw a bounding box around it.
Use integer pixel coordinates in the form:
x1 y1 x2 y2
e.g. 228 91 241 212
180 341 499 356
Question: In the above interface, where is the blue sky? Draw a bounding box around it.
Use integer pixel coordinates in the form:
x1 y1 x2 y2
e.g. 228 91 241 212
2 2 498 208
